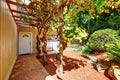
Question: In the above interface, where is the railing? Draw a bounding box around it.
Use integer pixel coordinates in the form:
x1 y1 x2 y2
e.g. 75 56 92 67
47 40 59 51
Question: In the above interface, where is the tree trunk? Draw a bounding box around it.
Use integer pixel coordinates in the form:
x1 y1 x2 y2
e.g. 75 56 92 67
36 27 43 58
56 17 67 80
42 25 50 65
55 1 69 80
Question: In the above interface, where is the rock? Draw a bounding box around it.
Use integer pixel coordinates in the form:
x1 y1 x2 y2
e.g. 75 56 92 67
87 60 93 64
87 55 98 63
96 62 107 72
108 65 120 80
114 68 120 80
87 55 107 72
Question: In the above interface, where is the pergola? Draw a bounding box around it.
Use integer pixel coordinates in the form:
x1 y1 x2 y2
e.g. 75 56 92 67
6 0 72 79
6 0 73 27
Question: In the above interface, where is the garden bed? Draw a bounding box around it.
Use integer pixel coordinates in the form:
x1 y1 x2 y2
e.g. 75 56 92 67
38 50 113 80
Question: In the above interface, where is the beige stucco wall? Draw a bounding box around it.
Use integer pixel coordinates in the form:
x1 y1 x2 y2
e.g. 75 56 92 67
0 0 17 80
18 26 38 53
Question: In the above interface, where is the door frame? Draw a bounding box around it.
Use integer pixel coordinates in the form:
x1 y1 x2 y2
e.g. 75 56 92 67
18 31 32 55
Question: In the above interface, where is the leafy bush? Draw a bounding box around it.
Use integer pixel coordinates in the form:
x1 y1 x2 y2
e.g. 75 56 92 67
81 29 119 55
81 45 91 56
105 40 120 62
87 29 118 51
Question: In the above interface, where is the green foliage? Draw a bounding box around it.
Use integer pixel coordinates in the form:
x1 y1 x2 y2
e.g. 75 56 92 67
76 8 120 36
81 29 119 55
81 45 91 56
62 9 88 43
21 14 30 21
105 40 120 62
77 11 91 32
33 2 41 10
87 29 118 51
63 27 88 43
75 1 120 37
108 9 120 29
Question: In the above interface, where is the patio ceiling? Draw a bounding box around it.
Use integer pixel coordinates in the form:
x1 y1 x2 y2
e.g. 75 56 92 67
6 0 55 28
6 0 74 28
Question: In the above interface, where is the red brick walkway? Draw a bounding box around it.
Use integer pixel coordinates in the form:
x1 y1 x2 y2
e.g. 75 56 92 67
9 54 54 80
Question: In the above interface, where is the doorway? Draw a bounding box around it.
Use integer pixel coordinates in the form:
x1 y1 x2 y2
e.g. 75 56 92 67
19 32 32 55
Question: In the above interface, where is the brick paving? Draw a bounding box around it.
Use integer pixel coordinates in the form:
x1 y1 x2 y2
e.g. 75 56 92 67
9 50 111 80
9 54 54 80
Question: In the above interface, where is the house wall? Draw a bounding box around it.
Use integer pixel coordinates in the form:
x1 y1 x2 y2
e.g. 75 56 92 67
0 0 17 80
18 26 38 53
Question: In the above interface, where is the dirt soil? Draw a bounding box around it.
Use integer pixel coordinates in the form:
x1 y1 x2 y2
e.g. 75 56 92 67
38 50 113 80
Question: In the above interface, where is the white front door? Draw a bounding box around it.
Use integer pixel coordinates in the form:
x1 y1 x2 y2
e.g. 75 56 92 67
19 32 32 55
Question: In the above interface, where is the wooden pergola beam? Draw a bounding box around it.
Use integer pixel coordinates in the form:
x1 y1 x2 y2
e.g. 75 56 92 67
17 23 38 27
13 15 37 20
16 22 27 24
15 19 35 22
14 17 36 21
16 19 40 24
16 20 27 23
17 24 31 28
16 22 36 26
11 9 36 17
13 15 22 18
14 16 36 22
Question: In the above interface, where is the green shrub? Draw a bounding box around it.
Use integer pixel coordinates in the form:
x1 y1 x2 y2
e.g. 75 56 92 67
105 40 120 62
87 29 118 51
81 45 91 56
81 29 119 55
